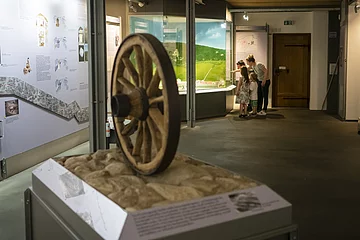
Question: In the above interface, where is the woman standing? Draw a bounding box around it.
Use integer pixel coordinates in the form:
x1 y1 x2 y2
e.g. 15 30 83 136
246 54 270 116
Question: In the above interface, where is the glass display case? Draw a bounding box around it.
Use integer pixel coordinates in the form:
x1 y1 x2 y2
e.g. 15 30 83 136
129 15 234 92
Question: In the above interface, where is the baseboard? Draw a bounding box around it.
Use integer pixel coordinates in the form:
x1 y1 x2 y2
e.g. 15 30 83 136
3 128 89 179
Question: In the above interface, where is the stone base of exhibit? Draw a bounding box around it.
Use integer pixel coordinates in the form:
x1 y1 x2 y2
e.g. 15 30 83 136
25 149 297 240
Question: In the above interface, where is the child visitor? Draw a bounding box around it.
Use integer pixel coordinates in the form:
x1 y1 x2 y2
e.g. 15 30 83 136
236 66 250 118
249 73 258 116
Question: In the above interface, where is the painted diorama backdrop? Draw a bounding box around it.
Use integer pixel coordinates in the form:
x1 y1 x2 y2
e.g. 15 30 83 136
129 16 229 91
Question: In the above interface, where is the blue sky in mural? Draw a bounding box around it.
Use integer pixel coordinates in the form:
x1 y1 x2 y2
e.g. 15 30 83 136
130 16 226 50
195 22 226 50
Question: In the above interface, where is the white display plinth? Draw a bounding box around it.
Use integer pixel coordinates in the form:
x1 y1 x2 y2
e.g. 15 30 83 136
27 158 295 240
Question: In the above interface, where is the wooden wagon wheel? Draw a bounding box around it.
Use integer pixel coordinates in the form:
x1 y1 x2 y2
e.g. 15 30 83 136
111 33 181 175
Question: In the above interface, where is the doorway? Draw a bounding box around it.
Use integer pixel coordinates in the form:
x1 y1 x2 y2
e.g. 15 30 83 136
272 34 311 108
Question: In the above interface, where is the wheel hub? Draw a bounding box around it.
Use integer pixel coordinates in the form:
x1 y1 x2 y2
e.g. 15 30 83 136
111 87 149 121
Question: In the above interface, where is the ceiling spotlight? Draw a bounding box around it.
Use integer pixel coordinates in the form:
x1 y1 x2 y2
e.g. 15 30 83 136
129 2 137 12
243 12 249 21
195 0 205 5
355 3 360 13
128 0 148 8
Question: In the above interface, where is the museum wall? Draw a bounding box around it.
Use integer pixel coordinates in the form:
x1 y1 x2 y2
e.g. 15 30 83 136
234 12 329 110
345 3 360 120
0 0 90 164
310 11 329 111
326 11 341 115
106 0 129 39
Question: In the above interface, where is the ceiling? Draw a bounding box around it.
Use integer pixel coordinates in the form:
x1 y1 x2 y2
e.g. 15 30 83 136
226 0 341 8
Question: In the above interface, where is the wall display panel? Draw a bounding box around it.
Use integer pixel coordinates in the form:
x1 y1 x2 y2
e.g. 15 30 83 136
106 16 121 113
0 0 89 159
235 31 268 81
345 2 360 120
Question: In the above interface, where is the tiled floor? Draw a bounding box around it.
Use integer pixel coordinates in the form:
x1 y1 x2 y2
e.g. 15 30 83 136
0 142 90 240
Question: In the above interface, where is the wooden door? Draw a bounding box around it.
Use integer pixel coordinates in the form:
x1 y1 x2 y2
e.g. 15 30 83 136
273 34 311 107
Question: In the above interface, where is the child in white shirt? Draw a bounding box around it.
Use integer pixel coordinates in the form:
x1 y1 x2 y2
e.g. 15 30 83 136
249 73 258 116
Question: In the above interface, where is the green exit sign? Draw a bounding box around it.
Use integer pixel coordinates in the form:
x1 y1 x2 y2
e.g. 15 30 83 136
284 20 294 25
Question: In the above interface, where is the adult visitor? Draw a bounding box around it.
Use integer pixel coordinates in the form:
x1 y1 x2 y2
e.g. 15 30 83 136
246 54 270 116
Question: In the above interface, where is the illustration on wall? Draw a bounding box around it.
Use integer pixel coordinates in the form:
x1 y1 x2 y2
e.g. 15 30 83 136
36 13 48 47
23 58 32 74
238 35 258 52
54 15 66 28
5 99 19 117
54 37 68 49
55 77 69 92
78 27 89 62
55 58 68 72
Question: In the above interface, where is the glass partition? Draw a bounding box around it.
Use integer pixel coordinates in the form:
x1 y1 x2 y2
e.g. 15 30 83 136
129 15 233 92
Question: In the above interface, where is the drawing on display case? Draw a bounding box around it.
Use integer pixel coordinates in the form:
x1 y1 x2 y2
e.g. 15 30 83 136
55 58 68 72
228 191 262 213
23 58 32 74
54 37 67 49
36 13 48 47
55 77 69 93
54 15 66 28
5 99 19 117
78 27 88 62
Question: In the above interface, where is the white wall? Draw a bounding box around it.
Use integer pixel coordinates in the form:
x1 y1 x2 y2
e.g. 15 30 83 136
310 11 329 110
235 12 328 110
346 3 360 120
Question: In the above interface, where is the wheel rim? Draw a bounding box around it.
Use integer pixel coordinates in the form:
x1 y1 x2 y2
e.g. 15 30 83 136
111 33 180 175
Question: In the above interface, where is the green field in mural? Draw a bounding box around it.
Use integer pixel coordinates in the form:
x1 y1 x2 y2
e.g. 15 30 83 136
168 44 226 81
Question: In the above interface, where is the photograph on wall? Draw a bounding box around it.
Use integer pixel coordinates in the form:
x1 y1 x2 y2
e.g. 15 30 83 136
78 45 85 62
228 191 262 213
5 99 19 117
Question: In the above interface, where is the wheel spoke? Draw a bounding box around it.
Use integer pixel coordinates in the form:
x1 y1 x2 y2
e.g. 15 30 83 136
117 77 135 91
146 118 162 152
122 57 140 87
132 121 143 156
148 108 165 135
134 46 144 88
143 51 153 89
149 96 164 105
142 121 151 163
121 119 138 136
146 69 160 97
